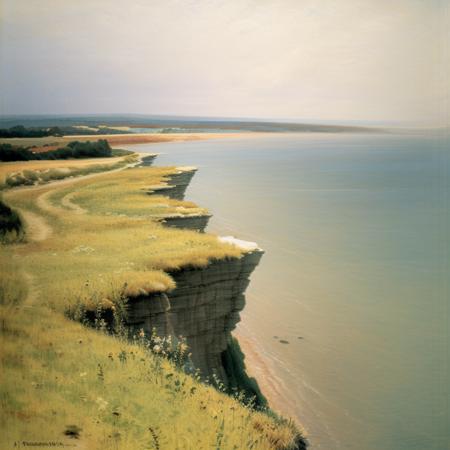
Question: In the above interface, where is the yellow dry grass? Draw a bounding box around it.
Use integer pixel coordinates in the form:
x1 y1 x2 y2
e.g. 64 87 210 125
55 165 207 218
3 165 242 313
0 278 300 450
0 162 303 449
0 156 127 186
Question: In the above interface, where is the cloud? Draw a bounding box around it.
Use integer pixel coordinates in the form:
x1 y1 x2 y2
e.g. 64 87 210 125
0 0 448 125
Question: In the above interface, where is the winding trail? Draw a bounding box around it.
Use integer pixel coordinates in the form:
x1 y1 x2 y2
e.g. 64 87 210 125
16 209 53 242
60 191 87 214
4 154 146 316
4 153 145 243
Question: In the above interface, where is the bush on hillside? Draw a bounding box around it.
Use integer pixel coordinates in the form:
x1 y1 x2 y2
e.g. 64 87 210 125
0 140 112 162
0 199 23 242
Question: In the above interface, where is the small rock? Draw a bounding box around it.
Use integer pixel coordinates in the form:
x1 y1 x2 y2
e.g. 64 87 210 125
64 425 82 439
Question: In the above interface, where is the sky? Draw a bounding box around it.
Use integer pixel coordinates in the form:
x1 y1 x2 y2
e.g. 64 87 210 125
0 0 449 126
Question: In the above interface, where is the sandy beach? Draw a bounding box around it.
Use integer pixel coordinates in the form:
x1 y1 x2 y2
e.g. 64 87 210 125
61 131 255 145
0 131 259 152
234 326 301 425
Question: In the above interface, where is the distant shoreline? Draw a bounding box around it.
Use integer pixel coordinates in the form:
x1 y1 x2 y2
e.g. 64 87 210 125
0 131 258 149
62 131 256 145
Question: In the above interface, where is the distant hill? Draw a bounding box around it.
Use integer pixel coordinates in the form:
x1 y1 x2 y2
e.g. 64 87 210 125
0 114 384 134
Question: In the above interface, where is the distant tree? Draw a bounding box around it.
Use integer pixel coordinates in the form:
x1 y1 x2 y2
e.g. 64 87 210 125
0 125 63 138
0 144 35 161
0 140 112 161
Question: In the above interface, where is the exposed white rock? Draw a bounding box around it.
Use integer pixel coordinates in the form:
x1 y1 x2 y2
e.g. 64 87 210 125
218 236 261 252
175 166 198 172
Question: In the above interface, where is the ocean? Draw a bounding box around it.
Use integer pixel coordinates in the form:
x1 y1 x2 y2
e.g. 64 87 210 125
125 132 448 450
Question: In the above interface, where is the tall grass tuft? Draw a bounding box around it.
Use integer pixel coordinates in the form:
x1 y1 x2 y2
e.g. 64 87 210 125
0 250 28 331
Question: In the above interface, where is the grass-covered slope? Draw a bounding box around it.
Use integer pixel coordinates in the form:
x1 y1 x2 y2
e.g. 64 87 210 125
0 153 137 189
0 256 301 449
0 160 305 449
3 165 241 313
52 165 208 218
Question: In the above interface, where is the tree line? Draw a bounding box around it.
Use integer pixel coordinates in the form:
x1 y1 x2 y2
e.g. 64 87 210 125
0 140 112 162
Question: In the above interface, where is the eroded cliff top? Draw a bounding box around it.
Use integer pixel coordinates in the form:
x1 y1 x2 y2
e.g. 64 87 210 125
218 235 262 252
3 160 247 309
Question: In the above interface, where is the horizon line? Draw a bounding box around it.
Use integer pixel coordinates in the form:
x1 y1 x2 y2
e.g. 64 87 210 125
0 112 447 129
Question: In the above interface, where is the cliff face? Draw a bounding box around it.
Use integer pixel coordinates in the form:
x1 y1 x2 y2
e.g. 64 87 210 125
161 214 211 232
147 167 211 232
126 247 263 382
123 162 263 384
147 167 197 200
139 154 157 166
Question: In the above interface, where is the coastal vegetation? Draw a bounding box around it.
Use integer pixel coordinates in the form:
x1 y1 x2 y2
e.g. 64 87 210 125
0 155 305 449
0 269 301 449
0 139 113 162
0 199 23 243
0 124 131 138
0 153 137 189
2 164 237 314
54 165 208 218
0 125 63 138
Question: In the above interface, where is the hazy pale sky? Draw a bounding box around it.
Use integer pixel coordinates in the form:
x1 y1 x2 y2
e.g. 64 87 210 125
0 0 449 125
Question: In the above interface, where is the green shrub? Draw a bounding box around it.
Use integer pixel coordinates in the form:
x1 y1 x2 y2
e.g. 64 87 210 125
0 125 62 138
0 199 23 243
0 140 112 162
0 144 35 161
44 140 112 159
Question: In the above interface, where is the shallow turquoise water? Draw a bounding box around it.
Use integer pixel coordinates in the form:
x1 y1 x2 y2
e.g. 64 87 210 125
126 132 449 450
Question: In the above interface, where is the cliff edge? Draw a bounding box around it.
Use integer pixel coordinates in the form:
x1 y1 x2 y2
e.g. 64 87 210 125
126 238 263 384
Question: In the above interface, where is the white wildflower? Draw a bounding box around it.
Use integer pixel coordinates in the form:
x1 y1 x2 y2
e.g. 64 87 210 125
95 397 108 411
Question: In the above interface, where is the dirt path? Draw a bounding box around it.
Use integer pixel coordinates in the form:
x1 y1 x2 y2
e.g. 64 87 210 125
16 208 53 242
22 272 39 307
4 154 144 243
32 160 139 218
5 153 150 309
60 191 86 214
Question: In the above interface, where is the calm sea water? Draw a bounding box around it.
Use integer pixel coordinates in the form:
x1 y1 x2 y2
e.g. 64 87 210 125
125 133 449 450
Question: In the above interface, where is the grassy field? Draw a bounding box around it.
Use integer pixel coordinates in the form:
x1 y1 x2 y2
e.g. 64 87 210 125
0 159 304 449
0 252 301 449
52 166 208 218
0 154 137 189
3 165 242 312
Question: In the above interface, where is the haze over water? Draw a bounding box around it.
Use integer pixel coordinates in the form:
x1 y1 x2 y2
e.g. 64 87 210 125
128 132 448 450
